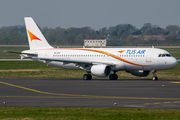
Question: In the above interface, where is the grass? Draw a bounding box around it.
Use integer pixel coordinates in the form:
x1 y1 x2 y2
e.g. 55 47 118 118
0 61 180 79
0 107 180 120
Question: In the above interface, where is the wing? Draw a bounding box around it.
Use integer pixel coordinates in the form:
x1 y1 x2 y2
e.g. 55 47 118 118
5 51 115 69
32 57 115 67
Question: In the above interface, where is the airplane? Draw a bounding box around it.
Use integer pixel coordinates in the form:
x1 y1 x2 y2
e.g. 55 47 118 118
9 17 179 80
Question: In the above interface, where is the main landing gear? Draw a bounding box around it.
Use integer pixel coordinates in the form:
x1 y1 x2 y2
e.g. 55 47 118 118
152 70 158 81
109 71 118 80
83 73 118 80
83 74 92 80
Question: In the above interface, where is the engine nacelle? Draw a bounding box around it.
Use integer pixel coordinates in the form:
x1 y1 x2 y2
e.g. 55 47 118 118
126 70 150 77
91 65 111 77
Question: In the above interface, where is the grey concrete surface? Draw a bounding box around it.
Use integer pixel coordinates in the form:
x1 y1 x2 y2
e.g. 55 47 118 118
0 78 180 108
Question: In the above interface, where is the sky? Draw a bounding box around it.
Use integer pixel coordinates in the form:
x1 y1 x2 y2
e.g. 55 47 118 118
0 0 180 30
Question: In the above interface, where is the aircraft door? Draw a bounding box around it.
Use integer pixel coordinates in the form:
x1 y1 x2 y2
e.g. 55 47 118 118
146 50 152 62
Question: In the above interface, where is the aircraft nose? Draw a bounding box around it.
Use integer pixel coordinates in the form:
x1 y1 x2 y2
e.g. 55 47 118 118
171 58 178 67
174 59 178 66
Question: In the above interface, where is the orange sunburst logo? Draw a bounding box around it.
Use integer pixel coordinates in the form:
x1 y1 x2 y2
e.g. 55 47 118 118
118 50 125 53
27 29 41 41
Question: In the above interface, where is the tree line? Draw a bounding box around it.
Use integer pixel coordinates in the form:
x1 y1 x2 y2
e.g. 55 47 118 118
0 23 180 46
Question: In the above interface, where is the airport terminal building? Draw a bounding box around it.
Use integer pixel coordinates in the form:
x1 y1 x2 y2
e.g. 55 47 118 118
84 39 122 46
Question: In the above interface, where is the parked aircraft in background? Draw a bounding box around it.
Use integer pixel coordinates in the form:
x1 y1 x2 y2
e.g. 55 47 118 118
9 17 179 80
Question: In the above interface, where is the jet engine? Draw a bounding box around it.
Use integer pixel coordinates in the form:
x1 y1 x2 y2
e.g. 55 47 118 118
91 65 111 77
126 70 150 77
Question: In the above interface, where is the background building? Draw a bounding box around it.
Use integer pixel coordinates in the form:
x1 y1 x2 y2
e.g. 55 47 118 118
84 39 122 46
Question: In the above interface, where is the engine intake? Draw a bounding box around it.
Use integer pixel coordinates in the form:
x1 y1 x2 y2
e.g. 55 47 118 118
91 65 111 77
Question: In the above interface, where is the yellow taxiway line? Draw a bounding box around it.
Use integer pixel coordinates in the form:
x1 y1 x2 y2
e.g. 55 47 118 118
170 82 180 84
1 80 180 100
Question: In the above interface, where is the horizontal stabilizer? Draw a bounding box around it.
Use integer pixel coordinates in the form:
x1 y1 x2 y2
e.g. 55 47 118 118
4 51 37 56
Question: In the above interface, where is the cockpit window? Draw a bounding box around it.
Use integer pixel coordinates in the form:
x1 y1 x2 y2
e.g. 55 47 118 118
166 54 171 57
158 53 171 57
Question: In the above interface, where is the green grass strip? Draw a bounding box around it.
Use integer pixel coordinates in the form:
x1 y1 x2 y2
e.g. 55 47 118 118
0 107 180 120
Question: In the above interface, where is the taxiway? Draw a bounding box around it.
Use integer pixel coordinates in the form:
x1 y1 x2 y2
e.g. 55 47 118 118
0 78 180 108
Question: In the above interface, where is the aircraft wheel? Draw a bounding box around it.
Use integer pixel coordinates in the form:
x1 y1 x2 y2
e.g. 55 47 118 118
109 74 113 80
153 76 158 81
87 74 92 80
83 74 88 80
109 74 118 80
114 74 118 80
83 74 92 80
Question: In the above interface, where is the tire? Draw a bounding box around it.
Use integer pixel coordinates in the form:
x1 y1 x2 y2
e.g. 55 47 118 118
83 74 92 80
87 74 92 80
153 76 158 81
83 74 88 80
114 74 118 80
109 74 114 80
109 74 118 80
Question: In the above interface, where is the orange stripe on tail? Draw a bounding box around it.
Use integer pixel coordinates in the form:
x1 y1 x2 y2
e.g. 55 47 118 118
27 30 41 41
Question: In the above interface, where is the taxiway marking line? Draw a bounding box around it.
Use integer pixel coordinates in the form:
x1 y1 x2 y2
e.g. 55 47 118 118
170 82 180 84
1 80 180 100
0 81 87 97
174 101 180 103
164 102 171 104
144 101 180 106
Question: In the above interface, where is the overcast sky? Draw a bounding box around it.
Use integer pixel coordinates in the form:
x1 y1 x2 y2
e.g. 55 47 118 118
0 0 180 30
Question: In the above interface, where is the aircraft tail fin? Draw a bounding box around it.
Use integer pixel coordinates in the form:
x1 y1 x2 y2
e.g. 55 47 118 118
24 17 53 50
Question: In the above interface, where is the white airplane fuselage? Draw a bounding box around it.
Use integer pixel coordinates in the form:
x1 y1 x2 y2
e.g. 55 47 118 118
24 47 178 71
20 17 178 80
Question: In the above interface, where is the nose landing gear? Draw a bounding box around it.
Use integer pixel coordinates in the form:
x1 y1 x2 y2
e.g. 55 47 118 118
152 70 158 80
